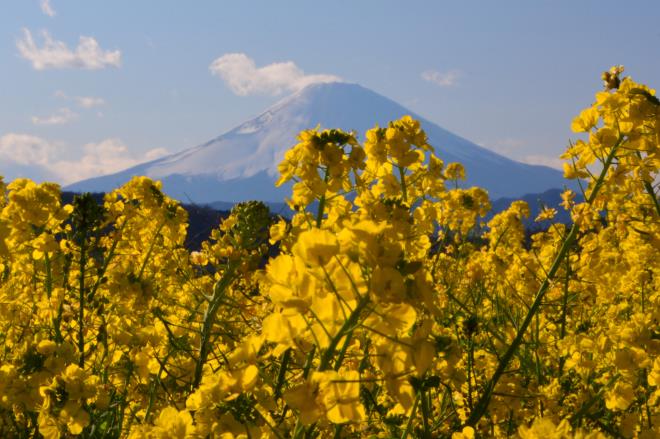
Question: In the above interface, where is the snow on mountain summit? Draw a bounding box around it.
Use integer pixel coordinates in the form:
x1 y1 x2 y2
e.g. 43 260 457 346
67 82 570 202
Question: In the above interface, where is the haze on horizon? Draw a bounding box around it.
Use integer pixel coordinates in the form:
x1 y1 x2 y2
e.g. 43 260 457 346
1 0 659 185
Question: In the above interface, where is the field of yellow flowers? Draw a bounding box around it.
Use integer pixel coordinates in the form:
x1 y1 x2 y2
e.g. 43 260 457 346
0 67 658 438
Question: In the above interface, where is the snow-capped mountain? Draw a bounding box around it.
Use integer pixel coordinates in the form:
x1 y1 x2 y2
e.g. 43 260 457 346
67 82 571 202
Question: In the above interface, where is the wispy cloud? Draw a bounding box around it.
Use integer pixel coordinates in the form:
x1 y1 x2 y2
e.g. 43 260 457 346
209 53 341 96
76 96 105 108
421 69 461 87
17 29 121 70
40 0 56 17
31 107 78 125
0 134 169 184
55 90 105 108
0 133 57 166
143 147 169 161
478 138 563 169
520 155 563 170
480 137 526 155
52 139 167 183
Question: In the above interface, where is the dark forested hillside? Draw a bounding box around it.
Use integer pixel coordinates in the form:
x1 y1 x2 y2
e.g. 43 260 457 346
62 191 231 250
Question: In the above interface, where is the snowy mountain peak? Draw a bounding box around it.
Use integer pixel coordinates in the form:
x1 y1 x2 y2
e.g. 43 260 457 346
67 82 570 202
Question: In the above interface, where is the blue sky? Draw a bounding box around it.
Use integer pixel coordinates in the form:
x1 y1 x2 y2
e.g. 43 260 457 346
1 0 659 183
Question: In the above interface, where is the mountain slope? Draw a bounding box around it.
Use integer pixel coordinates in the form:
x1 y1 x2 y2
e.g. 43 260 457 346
67 82 571 202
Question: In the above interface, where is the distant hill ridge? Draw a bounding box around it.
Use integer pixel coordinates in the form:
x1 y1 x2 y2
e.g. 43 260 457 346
61 186 576 251
61 191 230 251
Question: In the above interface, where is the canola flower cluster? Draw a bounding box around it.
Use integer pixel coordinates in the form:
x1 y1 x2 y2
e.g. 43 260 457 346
0 67 658 438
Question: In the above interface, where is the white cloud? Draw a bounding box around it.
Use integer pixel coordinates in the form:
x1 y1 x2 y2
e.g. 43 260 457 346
144 148 169 161
0 133 57 166
53 140 169 183
76 96 105 109
481 137 526 155
520 155 563 170
55 90 106 108
0 134 169 184
478 138 563 170
17 28 121 70
210 53 341 96
421 69 461 87
40 0 56 17
31 107 78 125
53 139 141 182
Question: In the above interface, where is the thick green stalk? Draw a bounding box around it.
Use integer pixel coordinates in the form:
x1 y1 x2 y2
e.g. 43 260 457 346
44 254 63 343
559 252 570 341
558 251 571 375
292 298 369 439
289 347 316 436
636 151 660 217
317 295 369 371
398 165 408 203
464 138 622 428
333 329 354 371
78 239 86 368
643 180 660 216
467 338 474 410
420 388 432 438
193 265 235 388
115 362 134 436
274 348 292 399
88 232 121 303
316 168 330 227
570 374 619 426
400 393 420 439
137 221 165 281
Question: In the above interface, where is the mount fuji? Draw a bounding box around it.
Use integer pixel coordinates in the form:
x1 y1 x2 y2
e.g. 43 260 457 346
67 82 570 203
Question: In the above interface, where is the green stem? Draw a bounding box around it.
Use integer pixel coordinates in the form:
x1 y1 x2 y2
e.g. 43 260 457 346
44 251 53 299
116 362 134 436
302 345 316 379
143 378 157 423
469 226 574 427
54 255 72 344
292 297 367 439
400 393 420 439
636 151 660 217
318 295 369 371
398 165 408 203
44 253 63 343
643 180 660 216
274 348 291 399
570 374 619 426
88 232 121 303
467 337 474 410
644 370 653 429
420 388 431 438
137 221 165 281
316 168 330 227
333 330 354 371
78 239 86 368
464 137 623 428
289 347 316 437
256 408 286 439
558 251 570 375
559 252 570 341
193 265 236 388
